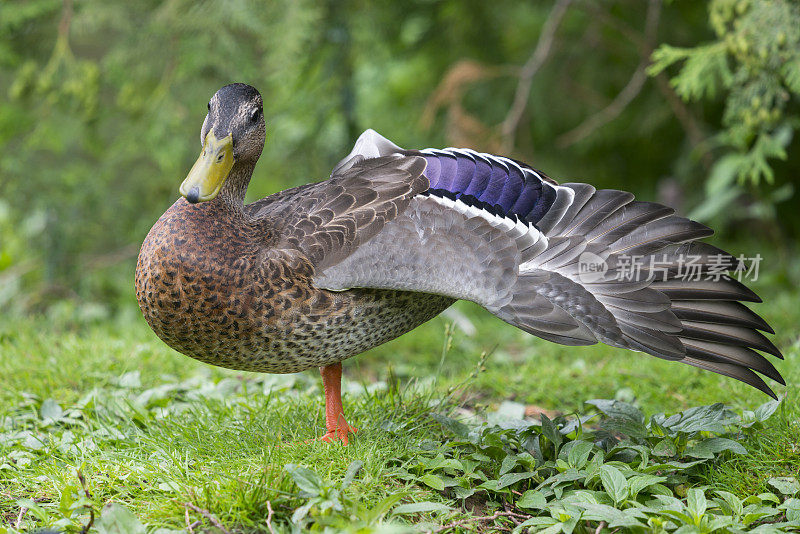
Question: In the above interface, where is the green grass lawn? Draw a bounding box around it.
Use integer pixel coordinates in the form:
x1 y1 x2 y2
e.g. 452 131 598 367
1 245 799 532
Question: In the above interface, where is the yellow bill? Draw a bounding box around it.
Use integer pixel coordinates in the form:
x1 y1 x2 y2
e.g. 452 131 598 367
180 130 234 203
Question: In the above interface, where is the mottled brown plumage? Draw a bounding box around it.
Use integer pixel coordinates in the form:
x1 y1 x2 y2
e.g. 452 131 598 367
135 157 453 374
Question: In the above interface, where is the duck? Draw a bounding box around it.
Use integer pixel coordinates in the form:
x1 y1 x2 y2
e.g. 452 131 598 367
135 83 784 445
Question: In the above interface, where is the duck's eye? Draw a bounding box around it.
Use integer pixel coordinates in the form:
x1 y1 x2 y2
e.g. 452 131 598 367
207 101 211 111
250 108 261 122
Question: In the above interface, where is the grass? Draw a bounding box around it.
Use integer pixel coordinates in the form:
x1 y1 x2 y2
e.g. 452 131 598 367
1 243 799 532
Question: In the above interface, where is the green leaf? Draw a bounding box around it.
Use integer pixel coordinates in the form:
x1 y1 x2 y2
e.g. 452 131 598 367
628 474 666 498
572 502 646 528
430 413 469 438
392 501 452 515
650 42 732 101
438 458 465 472
706 516 735 531
566 440 594 469
341 460 363 490
479 479 501 492
780 497 800 522
652 438 677 457
754 399 781 422
733 130 793 186
650 483 674 497
600 417 648 439
538 469 586 489
15 498 49 523
757 492 781 504
500 454 517 475
539 523 565 534
40 398 63 421
715 490 743 517
517 489 547 509
660 404 738 433
743 506 781 525
689 184 742 222
643 459 707 472
418 473 444 491
585 399 644 423
540 414 563 454
659 508 696 525
497 471 536 490
366 493 405 523
95 503 146 534
452 486 475 500
557 506 581 534
291 500 315 524
515 517 559 530
687 488 707 519
586 450 604 475
768 477 799 496
707 154 746 193
686 437 747 459
647 44 693 76
598 465 628 504
285 464 323 496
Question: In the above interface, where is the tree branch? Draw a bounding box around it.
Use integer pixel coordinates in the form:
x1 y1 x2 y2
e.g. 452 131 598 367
555 0 662 148
184 502 230 534
431 510 532 533
265 501 276 534
58 0 73 41
582 2 712 169
500 0 572 153
654 73 713 171
77 471 94 534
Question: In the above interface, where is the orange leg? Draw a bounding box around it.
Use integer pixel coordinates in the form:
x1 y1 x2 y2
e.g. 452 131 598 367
318 362 358 445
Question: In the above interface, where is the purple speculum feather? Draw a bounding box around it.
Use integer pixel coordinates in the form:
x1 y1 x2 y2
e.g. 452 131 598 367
421 150 555 225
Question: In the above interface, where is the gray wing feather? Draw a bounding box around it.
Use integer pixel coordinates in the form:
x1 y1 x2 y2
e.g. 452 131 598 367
561 189 635 238
682 357 774 397
548 183 596 235
534 186 575 235
670 300 774 333
315 195 522 311
248 154 429 271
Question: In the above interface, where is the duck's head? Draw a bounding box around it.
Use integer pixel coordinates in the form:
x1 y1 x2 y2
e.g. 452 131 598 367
180 83 265 204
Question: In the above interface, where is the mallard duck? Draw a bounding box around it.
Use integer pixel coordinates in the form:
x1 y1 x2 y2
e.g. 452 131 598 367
135 83 783 444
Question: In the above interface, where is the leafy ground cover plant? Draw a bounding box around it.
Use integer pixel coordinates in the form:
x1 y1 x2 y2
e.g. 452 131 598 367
394 398 798 533
1 360 797 532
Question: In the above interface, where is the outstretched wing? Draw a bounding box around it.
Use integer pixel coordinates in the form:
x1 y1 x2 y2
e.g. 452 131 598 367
311 130 784 398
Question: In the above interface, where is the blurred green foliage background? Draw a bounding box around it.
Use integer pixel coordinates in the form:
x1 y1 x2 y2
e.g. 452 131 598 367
1 0 798 317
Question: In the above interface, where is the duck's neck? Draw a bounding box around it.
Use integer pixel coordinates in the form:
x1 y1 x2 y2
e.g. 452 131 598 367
215 160 256 211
